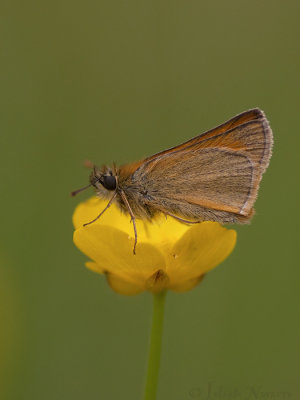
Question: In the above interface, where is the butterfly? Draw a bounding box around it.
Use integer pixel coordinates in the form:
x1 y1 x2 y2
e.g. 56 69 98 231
72 108 273 254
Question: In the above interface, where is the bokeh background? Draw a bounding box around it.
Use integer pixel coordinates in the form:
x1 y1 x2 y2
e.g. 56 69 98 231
1 1 299 399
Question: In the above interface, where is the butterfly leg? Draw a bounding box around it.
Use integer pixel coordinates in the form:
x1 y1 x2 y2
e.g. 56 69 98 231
164 211 200 225
119 190 138 255
83 191 117 227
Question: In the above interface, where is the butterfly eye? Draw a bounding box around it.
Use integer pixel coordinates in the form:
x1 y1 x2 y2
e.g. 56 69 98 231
102 175 117 191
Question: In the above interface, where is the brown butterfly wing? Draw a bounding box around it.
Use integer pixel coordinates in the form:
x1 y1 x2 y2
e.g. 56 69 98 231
119 108 271 179
143 108 270 165
133 148 257 217
131 110 273 221
178 114 273 174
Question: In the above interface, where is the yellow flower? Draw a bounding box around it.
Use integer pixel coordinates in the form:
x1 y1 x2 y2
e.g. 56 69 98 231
73 197 237 296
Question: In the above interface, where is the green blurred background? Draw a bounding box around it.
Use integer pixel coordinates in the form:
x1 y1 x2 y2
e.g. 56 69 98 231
1 0 299 399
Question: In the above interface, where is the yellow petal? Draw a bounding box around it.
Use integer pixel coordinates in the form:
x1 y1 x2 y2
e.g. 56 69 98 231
106 272 145 296
168 222 236 285
73 224 166 287
137 214 189 246
169 274 205 293
72 197 189 246
73 197 132 234
85 261 105 274
85 262 146 295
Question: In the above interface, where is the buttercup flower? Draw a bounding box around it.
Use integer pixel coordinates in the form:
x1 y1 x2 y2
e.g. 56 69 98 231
73 197 237 295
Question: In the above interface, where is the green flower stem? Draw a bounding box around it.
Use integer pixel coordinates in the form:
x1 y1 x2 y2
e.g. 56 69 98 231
144 291 167 400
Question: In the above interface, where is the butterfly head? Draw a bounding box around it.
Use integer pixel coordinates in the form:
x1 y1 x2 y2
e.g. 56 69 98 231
90 166 118 194
71 165 118 198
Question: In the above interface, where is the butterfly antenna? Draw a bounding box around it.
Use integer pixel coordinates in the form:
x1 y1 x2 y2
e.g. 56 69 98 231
71 183 92 197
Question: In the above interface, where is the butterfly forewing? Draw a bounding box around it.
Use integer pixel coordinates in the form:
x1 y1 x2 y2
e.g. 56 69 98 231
141 108 269 166
130 109 273 222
